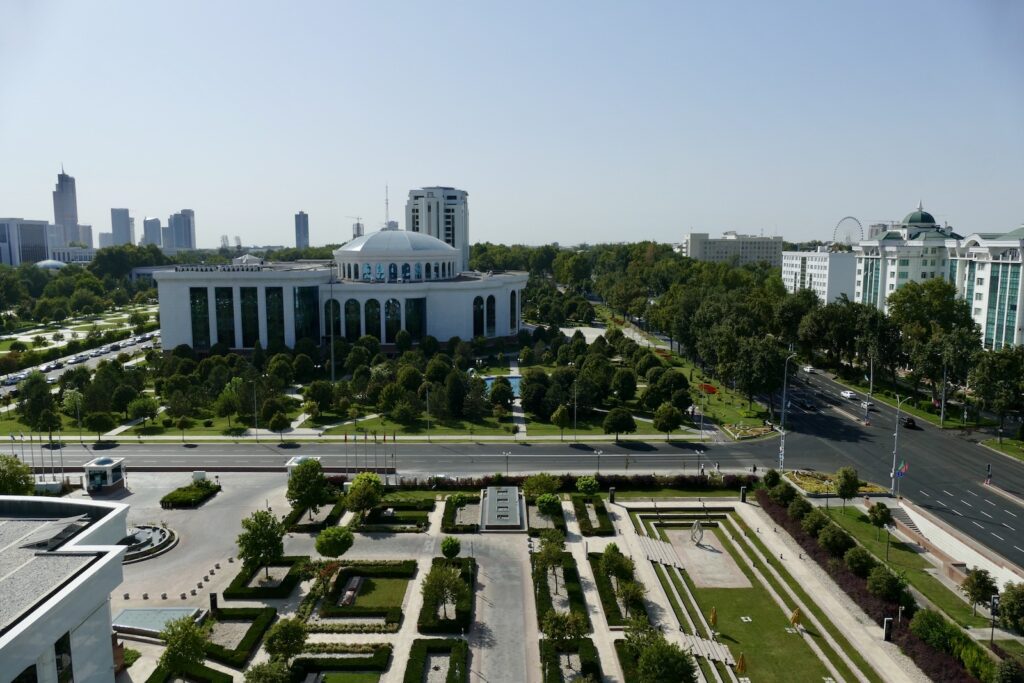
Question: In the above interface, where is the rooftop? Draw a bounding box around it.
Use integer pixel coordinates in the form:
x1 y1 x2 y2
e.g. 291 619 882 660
337 229 457 257
482 486 524 530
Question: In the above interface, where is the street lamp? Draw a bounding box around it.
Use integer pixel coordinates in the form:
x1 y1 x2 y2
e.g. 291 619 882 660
595 449 603 475
778 353 797 472
890 395 911 495
503 450 511 476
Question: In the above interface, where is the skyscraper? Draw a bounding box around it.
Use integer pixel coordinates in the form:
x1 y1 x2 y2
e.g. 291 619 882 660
142 217 162 246
98 232 114 248
52 168 79 247
0 219 50 266
111 208 134 246
167 209 196 250
405 187 469 272
295 211 309 249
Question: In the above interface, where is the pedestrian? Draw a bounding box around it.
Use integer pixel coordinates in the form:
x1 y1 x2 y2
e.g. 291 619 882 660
779 553 783 560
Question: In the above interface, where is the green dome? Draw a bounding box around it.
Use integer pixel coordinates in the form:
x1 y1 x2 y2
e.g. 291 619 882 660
903 203 937 226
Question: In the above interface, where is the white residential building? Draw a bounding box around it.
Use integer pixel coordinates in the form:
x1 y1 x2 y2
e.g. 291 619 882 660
781 248 856 302
679 231 783 267
406 187 469 272
946 227 1024 349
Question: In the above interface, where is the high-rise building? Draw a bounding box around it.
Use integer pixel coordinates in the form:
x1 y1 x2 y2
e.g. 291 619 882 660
167 209 196 250
679 231 784 267
98 232 114 248
352 222 365 239
77 224 93 248
946 227 1024 350
142 217 162 246
111 208 134 246
295 211 309 249
161 224 173 250
0 218 50 266
51 168 79 247
406 187 469 272
781 248 856 302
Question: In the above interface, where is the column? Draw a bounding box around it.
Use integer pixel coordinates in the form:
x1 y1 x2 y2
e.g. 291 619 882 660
207 286 217 348
282 285 295 348
257 287 268 348
359 298 366 337
233 286 243 349
399 297 406 332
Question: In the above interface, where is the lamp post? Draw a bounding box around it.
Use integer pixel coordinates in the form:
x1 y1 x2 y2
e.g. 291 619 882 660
595 449 603 475
503 450 511 476
250 379 260 443
890 395 911 495
779 353 797 472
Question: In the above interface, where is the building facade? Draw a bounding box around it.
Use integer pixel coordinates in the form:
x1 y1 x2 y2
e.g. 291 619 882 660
0 496 128 683
0 219 50 266
142 217 162 246
853 205 960 311
98 232 114 249
946 228 1024 349
110 208 134 246
406 187 469 271
679 231 783 267
51 169 80 247
781 248 856 302
166 210 196 251
295 211 309 249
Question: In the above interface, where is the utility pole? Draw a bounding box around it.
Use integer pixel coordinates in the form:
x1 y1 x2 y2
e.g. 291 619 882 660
939 361 947 428
779 353 797 472
891 395 910 495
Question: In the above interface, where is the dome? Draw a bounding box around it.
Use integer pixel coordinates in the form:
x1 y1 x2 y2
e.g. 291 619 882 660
903 203 937 226
337 229 456 258
93 458 113 466
34 259 66 270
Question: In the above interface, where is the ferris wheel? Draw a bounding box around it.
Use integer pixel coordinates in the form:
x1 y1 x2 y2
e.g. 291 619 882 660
833 216 864 245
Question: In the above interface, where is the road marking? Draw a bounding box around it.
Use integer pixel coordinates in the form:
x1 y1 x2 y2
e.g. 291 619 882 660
938 500 949 507
981 511 993 519
1008 510 1019 518
1004 523 1015 531
960 499 973 508
993 533 1005 541
1016 546 1024 554
985 499 996 506
972 521 983 528
968 490 979 497
918 490 930 497
952 509 963 516
942 490 954 497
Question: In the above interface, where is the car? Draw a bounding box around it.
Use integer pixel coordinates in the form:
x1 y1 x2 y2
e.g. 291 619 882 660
900 416 917 429
90 349 104 357
860 400 874 411
52 360 64 369
109 342 121 351
840 390 856 399
46 376 57 385
802 365 815 373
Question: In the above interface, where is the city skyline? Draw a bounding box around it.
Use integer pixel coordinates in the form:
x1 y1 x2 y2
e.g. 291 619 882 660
1 1 1022 248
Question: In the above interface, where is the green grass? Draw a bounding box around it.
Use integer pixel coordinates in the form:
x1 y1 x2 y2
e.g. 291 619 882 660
615 488 739 499
995 639 1024 661
127 409 302 437
825 506 988 628
383 490 449 503
322 673 381 683
523 416 606 437
652 563 691 634
325 414 513 437
0 411 79 436
983 439 1024 463
354 577 410 609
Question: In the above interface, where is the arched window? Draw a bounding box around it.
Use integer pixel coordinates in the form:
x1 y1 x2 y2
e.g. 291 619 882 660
344 299 361 342
375 263 385 281
486 295 496 337
434 263 440 279
415 262 422 280
388 263 398 281
473 296 484 337
402 263 411 280
362 263 372 281
510 290 517 331
385 298 401 343
364 299 381 341
324 299 342 339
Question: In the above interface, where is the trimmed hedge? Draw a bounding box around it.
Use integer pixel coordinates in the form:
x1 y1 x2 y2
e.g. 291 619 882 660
540 638 602 683
587 552 648 627
290 644 392 676
528 497 568 538
418 557 477 634
283 496 346 533
534 552 592 632
159 480 221 509
403 638 470 683
572 495 614 536
392 472 758 494
203 606 276 668
144 661 233 683
320 560 416 621
222 555 308 600
614 640 639 680
442 494 480 533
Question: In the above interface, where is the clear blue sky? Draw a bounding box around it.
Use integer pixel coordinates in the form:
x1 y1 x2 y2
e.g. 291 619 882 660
1 0 1022 247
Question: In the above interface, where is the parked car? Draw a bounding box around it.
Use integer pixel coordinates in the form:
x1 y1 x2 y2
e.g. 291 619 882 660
900 416 917 429
840 390 856 399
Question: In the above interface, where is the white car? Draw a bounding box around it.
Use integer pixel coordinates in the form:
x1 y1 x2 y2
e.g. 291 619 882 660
840 390 856 399
860 400 874 411
802 365 815 373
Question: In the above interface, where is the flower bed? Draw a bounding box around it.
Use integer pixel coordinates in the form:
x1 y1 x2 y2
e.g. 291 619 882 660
283 496 346 533
528 497 568 538
442 494 480 533
586 552 648 627
540 638 602 683
319 560 416 622
222 555 308 600
290 644 392 676
203 606 276 668
359 500 434 533
403 639 469 683
571 495 614 536
784 470 888 495
159 480 221 509
533 552 592 632
417 557 477 634
723 424 775 439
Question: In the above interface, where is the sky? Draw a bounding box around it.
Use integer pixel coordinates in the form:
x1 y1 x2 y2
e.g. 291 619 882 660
1 1 1022 248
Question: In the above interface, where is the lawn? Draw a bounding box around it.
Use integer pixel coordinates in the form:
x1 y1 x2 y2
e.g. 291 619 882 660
322 673 380 683
983 439 1024 463
354 577 410 609
825 506 988 627
127 409 302 437
0 411 80 437
325 414 513 437
615 488 739 499
525 416 606 437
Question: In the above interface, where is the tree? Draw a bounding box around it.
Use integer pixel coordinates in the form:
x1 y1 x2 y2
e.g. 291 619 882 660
536 529 565 594
0 454 33 495
315 526 354 558
268 411 290 442
960 567 998 616
834 467 860 509
304 380 335 413
801 508 830 537
868 502 893 540
158 615 207 674
603 407 636 441
636 636 697 683
213 390 239 428
536 493 563 523
84 412 115 442
522 472 561 498
17 372 55 431
576 475 599 497
421 563 468 620
787 497 812 521
37 409 62 442
997 658 1024 683
541 609 588 644
264 618 307 662
1000 582 1024 633
550 404 571 441
652 402 683 441
244 661 291 683
617 580 647 617
612 368 637 402
128 396 159 426
866 565 906 603
61 389 85 421
844 546 876 578
175 416 194 443
236 509 285 579
346 472 383 516
441 536 462 559
287 459 330 519
292 353 315 384
111 385 139 419
817 524 854 557
600 542 634 591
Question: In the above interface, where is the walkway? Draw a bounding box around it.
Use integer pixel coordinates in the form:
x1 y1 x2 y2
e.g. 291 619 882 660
635 534 683 568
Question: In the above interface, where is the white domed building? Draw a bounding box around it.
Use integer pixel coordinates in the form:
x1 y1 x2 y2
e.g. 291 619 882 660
155 195 527 352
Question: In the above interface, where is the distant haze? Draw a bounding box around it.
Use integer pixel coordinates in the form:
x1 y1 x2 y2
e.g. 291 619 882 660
1 0 1022 247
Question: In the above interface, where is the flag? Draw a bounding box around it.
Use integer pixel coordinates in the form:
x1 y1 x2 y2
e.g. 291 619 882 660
896 460 909 477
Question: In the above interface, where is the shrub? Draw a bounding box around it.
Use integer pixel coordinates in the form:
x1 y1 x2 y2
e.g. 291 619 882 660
284 497 346 533
441 493 480 533
576 475 599 496
162 417 174 428
844 546 876 578
801 508 830 537
290 645 392 677
320 560 417 621
222 556 308 600
315 527 354 558
203 419 213 427
144 662 233 683
403 639 469 683
203 607 276 668
571 495 615 537
866 565 906 604
159 480 221 509
817 524 854 557
441 536 461 559
417 558 477 634
787 497 812 521
539 638 602 683
762 469 781 488
768 482 796 506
